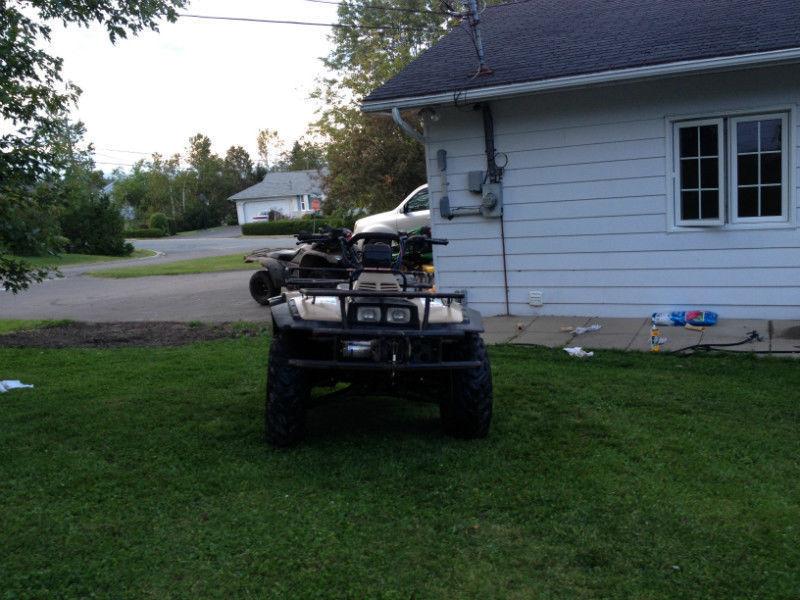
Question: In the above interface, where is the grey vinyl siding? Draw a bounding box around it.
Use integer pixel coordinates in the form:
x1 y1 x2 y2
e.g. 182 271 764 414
424 64 800 318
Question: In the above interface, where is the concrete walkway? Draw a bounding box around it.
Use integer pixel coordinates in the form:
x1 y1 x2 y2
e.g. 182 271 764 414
482 315 800 353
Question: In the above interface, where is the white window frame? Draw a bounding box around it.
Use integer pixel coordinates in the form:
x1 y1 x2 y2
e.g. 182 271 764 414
672 118 725 227
729 112 790 224
666 105 796 232
298 194 309 212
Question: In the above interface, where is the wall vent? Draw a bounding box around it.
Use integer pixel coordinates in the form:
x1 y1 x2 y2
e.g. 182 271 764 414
528 290 543 307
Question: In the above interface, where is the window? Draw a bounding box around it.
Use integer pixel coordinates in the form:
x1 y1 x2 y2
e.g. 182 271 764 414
405 190 429 213
730 114 788 222
298 195 308 212
674 119 724 226
672 111 791 228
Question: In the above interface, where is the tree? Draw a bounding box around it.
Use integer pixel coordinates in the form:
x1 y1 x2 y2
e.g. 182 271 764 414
224 145 255 181
275 139 326 172
256 129 283 170
0 0 185 292
316 1 503 213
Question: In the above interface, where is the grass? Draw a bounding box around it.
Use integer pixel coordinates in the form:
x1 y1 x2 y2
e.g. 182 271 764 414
88 253 258 278
175 225 235 237
0 319 73 334
1 339 798 598
11 249 156 268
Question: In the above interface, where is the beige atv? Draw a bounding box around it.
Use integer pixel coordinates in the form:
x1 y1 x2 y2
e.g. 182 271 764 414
265 231 493 447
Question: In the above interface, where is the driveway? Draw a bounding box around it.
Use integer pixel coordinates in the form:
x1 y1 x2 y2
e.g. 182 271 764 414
1 233 296 321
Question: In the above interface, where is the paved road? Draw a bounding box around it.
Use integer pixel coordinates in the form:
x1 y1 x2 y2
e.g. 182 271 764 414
1 233 296 322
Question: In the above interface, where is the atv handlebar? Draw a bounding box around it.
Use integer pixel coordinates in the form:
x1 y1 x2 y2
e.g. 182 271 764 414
404 234 448 246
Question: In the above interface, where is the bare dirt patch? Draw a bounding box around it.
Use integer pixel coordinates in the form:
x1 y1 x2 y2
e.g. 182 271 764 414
0 321 270 349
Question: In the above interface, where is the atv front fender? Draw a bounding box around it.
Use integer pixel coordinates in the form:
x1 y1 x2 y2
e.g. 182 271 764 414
259 257 287 289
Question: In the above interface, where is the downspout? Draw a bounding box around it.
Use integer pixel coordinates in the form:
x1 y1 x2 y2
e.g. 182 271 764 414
391 107 425 143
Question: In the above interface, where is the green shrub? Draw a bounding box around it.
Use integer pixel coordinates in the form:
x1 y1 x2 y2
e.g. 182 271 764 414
125 228 166 239
148 212 169 233
241 217 356 236
60 195 133 256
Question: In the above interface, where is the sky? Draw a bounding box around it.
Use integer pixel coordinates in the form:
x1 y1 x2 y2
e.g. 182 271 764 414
47 0 341 172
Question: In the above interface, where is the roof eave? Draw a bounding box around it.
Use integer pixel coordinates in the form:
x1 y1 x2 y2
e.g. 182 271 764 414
362 47 800 112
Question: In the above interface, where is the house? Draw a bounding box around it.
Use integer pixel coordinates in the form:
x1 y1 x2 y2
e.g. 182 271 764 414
362 0 800 319
102 180 135 221
229 169 326 224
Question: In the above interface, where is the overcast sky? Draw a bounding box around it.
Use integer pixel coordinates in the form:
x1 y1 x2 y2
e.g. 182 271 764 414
47 0 340 172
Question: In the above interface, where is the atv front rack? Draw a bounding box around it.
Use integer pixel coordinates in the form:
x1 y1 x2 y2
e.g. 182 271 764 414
299 288 464 328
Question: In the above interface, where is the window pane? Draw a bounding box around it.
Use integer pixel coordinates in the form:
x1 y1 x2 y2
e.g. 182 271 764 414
681 191 699 220
737 121 758 153
701 190 719 219
680 159 698 189
679 127 698 158
760 119 782 151
407 192 428 212
699 125 718 156
760 153 781 184
761 186 782 216
700 158 718 188
737 155 758 186
738 187 758 217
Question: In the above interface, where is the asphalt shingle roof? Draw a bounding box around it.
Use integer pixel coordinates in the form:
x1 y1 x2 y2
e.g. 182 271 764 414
228 169 327 202
364 0 800 104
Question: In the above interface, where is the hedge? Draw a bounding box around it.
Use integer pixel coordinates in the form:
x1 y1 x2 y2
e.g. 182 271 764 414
241 218 354 236
125 228 167 238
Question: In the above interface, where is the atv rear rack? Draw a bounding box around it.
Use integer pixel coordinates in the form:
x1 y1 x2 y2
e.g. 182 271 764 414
299 288 464 328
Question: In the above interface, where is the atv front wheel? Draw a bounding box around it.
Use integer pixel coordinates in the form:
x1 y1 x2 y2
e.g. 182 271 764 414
440 334 493 439
266 333 308 446
250 270 277 305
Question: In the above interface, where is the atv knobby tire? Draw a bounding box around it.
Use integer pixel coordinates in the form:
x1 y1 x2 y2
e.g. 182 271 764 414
266 333 308 446
440 334 493 438
250 270 277 305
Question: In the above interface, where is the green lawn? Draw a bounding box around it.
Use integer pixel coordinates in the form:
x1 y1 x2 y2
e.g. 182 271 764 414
1 339 798 598
11 249 156 268
89 253 257 278
0 319 73 334
175 225 235 237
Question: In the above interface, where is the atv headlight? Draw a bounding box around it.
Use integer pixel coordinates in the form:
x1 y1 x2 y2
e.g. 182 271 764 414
386 307 411 324
356 306 381 323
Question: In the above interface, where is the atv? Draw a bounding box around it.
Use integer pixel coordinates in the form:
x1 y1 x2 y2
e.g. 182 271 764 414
265 231 492 446
245 228 353 305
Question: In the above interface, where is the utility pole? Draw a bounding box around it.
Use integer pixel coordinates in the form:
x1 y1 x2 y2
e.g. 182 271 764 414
464 0 492 75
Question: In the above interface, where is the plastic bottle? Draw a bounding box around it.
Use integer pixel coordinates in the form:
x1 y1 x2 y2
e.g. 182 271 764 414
650 324 662 353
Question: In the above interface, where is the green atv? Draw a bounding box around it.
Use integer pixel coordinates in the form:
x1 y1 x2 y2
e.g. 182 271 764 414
265 231 492 446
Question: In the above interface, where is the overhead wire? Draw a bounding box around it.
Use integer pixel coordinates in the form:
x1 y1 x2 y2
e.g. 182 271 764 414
301 0 450 16
178 13 432 31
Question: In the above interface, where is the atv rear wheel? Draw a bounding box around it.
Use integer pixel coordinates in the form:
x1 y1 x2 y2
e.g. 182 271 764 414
266 332 308 447
250 270 277 305
440 334 493 439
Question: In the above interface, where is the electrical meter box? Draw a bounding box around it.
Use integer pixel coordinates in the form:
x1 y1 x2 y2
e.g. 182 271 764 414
480 183 503 218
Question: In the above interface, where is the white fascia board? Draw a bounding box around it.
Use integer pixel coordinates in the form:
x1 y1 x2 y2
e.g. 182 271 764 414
361 47 800 112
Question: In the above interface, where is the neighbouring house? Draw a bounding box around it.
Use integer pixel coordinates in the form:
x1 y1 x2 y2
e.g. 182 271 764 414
229 169 327 224
102 180 135 221
362 0 800 319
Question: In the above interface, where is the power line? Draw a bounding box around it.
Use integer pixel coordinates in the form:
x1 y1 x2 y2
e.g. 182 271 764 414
95 160 137 167
178 13 430 30
301 0 450 16
97 147 153 155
